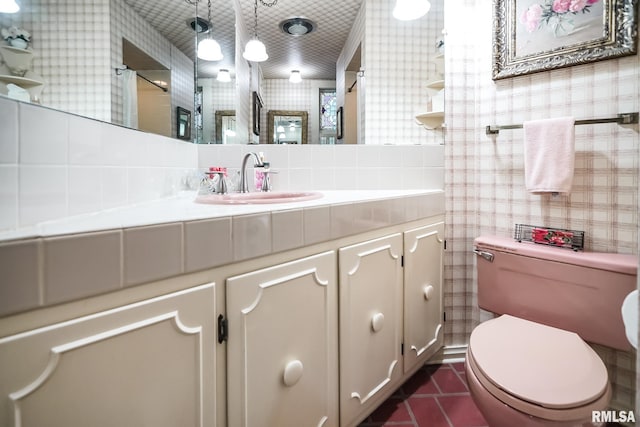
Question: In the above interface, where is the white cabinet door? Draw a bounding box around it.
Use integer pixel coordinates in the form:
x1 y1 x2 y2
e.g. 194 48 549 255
226 251 338 427
338 234 403 427
403 222 445 373
0 283 217 427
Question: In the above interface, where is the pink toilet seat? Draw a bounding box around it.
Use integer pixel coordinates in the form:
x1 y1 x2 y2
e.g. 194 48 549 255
468 315 611 422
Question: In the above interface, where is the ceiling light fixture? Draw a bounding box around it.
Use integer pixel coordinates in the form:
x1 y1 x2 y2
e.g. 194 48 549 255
197 0 223 61
0 0 20 13
187 17 211 34
392 0 431 21
217 69 231 82
289 70 302 83
243 0 277 62
280 17 316 36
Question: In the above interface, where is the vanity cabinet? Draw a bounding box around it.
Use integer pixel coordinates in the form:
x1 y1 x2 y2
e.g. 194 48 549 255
0 212 444 427
0 283 218 427
339 234 405 427
403 222 445 371
226 251 339 427
338 221 445 427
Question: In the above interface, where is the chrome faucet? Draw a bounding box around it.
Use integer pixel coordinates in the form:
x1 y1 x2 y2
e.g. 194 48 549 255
239 152 265 193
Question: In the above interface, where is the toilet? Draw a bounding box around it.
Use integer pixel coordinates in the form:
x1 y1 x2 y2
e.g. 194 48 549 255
466 235 637 427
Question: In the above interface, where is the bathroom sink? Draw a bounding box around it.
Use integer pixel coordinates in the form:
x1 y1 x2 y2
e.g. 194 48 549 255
195 191 323 205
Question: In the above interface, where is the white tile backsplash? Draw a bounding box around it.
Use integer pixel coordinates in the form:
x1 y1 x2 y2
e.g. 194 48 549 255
2 95 443 234
0 97 18 164
0 166 18 231
2 100 199 231
19 104 69 165
197 144 445 192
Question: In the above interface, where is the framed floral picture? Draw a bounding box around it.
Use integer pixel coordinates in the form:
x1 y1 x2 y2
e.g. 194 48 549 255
493 0 637 80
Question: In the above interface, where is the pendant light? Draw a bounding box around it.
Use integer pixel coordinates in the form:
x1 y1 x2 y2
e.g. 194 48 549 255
0 0 19 13
197 0 223 61
393 0 431 21
243 0 276 62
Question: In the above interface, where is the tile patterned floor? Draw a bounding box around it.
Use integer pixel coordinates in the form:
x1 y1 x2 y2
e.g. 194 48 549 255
358 362 488 427
358 362 625 427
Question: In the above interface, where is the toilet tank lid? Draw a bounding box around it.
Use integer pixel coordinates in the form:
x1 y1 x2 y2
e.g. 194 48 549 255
474 235 637 276
469 314 609 409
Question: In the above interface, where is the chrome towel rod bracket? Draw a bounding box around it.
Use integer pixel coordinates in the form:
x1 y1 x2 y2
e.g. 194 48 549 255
485 112 639 135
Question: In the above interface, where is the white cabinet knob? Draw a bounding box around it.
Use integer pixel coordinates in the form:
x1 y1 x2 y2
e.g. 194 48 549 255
424 285 434 300
283 360 304 387
371 312 385 332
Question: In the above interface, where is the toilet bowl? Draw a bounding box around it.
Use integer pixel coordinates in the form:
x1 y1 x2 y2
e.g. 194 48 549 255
465 315 611 427
468 235 637 427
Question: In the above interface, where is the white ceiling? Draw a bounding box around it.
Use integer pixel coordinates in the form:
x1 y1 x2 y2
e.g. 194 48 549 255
124 0 364 80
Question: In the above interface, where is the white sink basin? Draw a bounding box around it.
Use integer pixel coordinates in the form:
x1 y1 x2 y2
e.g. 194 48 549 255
195 191 323 205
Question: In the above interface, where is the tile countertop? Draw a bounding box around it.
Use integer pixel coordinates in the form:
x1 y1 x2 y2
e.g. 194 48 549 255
0 190 445 242
0 189 445 317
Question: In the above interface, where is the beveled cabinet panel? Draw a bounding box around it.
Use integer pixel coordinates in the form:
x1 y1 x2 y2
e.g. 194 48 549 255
0 283 217 427
403 222 445 372
226 251 338 427
338 234 404 427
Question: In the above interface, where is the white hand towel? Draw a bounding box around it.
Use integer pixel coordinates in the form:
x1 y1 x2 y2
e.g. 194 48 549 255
523 117 575 194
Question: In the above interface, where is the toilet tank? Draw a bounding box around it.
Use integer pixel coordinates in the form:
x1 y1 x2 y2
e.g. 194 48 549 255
474 235 638 351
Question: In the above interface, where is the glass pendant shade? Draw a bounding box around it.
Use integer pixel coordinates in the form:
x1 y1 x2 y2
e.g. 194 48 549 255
217 69 231 82
197 38 223 61
0 0 20 13
289 70 302 83
393 0 431 20
243 39 268 62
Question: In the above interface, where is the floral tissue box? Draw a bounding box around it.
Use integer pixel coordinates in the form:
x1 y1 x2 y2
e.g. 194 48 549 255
514 224 584 250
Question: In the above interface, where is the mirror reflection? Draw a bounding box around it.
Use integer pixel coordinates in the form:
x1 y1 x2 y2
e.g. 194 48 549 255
0 0 235 143
268 110 308 145
0 0 444 146
215 110 236 144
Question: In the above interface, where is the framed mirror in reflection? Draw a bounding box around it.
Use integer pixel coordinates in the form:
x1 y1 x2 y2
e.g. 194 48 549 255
215 110 236 144
268 110 308 145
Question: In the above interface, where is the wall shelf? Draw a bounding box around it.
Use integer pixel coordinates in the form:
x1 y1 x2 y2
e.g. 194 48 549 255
415 111 444 129
0 74 44 88
426 79 445 91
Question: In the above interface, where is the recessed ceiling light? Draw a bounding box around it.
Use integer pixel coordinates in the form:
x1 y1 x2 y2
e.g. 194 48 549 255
280 17 316 36
187 17 211 34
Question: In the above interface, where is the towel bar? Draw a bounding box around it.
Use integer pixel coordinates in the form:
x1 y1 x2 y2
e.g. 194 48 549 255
485 112 639 135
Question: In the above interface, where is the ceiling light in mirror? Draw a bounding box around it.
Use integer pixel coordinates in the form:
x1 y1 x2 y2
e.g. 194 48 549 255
289 70 301 83
243 38 268 62
217 69 231 82
280 17 315 36
0 0 19 13
393 0 431 20
243 0 270 62
197 0 223 61
198 37 223 61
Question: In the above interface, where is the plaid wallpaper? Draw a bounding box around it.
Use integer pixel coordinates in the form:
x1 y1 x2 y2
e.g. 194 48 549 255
0 0 193 135
443 0 639 413
0 0 112 121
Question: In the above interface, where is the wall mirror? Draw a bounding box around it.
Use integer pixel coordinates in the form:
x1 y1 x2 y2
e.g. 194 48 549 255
215 110 236 144
0 0 444 146
267 110 308 145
